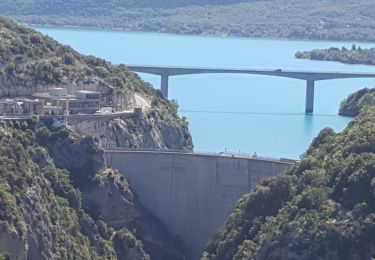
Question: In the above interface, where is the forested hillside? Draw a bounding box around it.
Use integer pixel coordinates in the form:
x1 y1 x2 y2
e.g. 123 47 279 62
1 0 375 41
203 102 375 259
0 0 249 9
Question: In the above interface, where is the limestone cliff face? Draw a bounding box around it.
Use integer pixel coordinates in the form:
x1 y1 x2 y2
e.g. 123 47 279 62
0 123 100 260
81 170 187 260
339 87 375 117
73 110 193 151
17 176 60 260
81 171 139 228
42 122 187 259
0 119 186 259
0 229 27 260
0 72 43 97
112 229 151 260
43 130 106 186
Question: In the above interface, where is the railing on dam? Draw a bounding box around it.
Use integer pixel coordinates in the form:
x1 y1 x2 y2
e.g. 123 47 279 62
105 149 294 259
104 148 297 164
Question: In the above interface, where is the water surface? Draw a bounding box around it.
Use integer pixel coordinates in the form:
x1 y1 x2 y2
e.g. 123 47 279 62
36 27 375 158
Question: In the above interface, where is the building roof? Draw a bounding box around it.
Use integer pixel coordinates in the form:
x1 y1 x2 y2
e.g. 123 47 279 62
33 92 78 100
0 98 43 104
75 90 100 94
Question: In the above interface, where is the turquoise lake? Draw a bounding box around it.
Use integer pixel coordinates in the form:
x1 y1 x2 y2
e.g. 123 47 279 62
35 27 375 159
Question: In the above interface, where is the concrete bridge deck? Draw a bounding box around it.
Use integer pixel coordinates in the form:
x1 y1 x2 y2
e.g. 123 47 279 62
126 65 375 113
105 149 294 259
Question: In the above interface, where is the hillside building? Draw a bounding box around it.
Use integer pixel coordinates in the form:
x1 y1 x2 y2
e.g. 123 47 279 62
33 88 101 115
0 98 44 116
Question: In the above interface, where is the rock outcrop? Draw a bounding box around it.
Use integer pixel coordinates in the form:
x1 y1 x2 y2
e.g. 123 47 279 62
0 118 186 259
339 87 375 117
73 111 193 150
112 229 151 260
40 119 187 259
0 227 27 260
82 170 186 260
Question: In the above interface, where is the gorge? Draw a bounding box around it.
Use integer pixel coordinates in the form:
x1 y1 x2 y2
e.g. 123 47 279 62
1 12 375 260
0 17 292 259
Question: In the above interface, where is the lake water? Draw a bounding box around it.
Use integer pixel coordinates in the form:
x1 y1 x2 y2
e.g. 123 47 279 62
35 27 375 159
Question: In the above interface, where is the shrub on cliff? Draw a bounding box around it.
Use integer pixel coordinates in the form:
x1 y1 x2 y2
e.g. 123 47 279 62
339 87 375 117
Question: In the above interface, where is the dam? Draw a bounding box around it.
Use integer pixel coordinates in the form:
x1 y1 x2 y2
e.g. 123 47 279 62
105 149 293 259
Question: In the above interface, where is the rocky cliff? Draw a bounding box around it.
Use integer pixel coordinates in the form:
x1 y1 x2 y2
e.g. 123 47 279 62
73 109 192 150
0 118 186 259
39 121 187 259
339 87 375 117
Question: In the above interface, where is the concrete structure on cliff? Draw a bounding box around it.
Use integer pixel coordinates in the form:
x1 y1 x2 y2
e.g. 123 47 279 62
0 98 44 116
105 149 293 259
127 65 375 114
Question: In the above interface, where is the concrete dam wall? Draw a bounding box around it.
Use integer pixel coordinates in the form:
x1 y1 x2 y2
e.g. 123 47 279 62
105 150 292 259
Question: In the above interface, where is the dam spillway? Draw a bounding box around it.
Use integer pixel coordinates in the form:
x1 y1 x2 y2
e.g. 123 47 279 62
105 150 292 259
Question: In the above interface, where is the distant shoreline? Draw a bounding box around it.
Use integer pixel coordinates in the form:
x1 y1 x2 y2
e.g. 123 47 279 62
4 0 375 43
29 23 375 45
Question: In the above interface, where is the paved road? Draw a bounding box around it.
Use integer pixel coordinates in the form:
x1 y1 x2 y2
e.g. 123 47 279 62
134 93 150 111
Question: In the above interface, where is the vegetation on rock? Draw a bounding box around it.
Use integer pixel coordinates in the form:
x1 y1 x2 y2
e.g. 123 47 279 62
0 16 148 100
0 118 186 259
2 0 375 41
203 105 375 259
339 87 375 117
0 119 116 259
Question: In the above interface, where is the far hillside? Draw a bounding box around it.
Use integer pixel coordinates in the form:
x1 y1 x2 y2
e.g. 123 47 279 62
2 0 375 41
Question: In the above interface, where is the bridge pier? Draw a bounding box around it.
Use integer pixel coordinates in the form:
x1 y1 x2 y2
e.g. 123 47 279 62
161 74 169 98
305 80 315 114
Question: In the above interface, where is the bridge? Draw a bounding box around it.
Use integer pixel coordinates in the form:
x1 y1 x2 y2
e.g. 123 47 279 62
105 149 293 259
127 65 375 113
